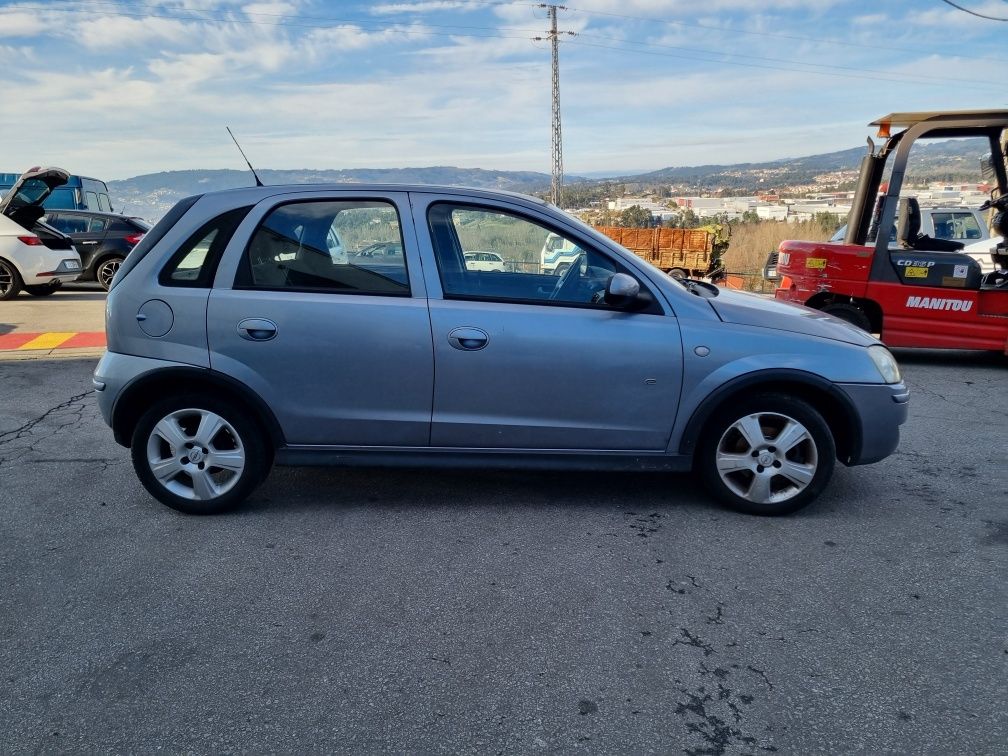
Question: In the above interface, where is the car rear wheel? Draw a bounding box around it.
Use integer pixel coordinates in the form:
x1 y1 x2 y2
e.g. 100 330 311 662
0 259 23 300
24 284 59 296
698 393 835 516
95 256 123 290
821 302 871 332
131 395 270 515
668 268 688 280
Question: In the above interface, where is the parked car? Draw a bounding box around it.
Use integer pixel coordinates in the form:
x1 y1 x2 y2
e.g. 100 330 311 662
464 250 506 272
0 167 82 299
40 210 149 290
355 241 402 257
1 171 112 212
94 184 907 517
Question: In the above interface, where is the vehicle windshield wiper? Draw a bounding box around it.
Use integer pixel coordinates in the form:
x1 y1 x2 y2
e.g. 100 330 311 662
679 277 719 297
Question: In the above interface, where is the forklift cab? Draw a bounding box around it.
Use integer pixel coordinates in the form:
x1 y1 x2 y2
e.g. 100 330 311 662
846 110 1008 291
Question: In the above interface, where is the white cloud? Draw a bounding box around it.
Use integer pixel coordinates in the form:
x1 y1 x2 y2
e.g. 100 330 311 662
0 9 46 37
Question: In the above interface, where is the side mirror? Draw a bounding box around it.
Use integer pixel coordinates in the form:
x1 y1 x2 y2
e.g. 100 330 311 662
603 272 641 308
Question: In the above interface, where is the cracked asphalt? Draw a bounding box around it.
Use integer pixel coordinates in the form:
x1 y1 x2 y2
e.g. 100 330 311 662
1 352 1005 754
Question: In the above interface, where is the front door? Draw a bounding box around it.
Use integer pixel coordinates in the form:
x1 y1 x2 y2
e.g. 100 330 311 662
207 193 433 446
417 198 683 451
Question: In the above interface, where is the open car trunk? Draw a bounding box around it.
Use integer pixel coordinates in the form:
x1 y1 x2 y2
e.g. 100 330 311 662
0 166 74 249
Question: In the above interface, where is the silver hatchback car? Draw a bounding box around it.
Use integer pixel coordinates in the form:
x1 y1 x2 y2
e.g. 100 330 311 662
94 184 908 516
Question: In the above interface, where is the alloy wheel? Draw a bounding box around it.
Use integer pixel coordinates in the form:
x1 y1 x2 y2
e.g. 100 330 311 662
0 262 14 296
714 411 818 505
97 258 121 289
145 408 246 501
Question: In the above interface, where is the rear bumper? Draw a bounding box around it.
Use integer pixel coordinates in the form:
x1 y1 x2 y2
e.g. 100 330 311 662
21 254 83 285
838 381 909 465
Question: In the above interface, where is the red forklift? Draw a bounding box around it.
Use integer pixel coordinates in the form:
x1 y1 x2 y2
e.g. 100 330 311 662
774 110 1008 353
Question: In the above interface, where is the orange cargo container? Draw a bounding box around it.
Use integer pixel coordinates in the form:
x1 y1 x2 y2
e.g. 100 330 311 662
595 225 724 278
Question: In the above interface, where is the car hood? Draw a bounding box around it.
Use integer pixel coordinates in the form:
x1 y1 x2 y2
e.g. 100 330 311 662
0 167 70 217
708 288 877 346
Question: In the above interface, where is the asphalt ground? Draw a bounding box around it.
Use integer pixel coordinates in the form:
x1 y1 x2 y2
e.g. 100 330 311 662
0 351 1006 754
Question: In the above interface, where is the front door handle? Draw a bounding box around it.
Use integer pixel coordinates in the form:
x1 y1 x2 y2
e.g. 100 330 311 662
237 318 278 341
447 327 489 351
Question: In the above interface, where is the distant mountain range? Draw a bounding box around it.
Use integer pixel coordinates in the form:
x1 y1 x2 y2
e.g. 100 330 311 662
108 140 988 221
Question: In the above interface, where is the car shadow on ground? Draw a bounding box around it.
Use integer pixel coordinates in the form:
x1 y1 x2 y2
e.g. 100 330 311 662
231 464 854 520
246 466 714 516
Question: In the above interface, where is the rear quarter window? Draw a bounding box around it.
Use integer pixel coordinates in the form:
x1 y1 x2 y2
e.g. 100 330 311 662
109 194 204 290
159 205 253 288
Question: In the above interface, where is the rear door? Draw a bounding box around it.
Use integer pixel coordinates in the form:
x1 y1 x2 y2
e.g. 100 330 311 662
207 191 434 447
70 214 109 267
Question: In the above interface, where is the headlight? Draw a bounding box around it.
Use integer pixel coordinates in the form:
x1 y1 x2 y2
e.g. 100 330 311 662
868 345 901 384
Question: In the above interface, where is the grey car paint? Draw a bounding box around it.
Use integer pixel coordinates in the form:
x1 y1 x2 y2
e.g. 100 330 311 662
95 183 908 512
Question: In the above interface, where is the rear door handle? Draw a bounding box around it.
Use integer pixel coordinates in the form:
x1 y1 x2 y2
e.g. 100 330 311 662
447 327 489 351
237 318 278 341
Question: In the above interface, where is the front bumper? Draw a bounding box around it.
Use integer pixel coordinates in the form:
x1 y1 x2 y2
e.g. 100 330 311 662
838 381 909 465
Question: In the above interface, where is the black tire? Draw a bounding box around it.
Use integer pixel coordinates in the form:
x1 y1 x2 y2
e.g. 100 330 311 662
553 263 569 277
0 258 23 300
130 394 271 515
697 393 836 516
821 302 871 332
24 284 58 297
668 268 688 280
95 256 123 291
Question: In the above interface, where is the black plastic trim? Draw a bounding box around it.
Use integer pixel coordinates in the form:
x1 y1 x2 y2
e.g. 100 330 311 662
275 446 692 472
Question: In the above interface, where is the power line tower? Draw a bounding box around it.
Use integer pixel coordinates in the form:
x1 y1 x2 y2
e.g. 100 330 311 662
535 4 575 207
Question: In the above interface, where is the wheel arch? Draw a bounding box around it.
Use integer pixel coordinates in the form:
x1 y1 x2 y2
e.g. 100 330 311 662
804 292 883 333
111 367 285 450
678 369 862 465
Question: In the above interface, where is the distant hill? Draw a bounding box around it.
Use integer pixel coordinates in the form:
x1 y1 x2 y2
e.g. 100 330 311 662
616 139 988 190
108 139 989 221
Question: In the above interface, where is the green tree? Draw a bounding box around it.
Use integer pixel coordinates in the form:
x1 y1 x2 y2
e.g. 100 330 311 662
740 209 761 224
812 211 843 232
618 205 653 228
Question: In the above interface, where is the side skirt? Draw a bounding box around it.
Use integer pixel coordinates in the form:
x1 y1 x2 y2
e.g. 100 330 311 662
275 445 693 472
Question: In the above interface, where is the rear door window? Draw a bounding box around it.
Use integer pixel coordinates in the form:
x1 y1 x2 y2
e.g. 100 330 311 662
235 200 409 295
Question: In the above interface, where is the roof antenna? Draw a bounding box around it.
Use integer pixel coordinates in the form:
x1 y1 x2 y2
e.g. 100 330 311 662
227 126 264 187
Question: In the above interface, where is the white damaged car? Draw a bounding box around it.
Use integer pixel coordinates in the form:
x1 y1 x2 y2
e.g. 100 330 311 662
0 167 82 299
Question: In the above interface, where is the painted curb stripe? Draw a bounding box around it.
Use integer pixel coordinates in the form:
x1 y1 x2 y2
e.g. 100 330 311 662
0 331 106 351
17 332 77 350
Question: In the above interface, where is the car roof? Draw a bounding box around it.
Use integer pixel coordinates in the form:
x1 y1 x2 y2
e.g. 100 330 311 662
196 182 550 206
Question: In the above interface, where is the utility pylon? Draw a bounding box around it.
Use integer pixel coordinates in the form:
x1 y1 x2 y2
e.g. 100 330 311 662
535 4 575 207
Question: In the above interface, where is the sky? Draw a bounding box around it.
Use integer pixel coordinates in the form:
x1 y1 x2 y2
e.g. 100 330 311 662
0 0 1005 180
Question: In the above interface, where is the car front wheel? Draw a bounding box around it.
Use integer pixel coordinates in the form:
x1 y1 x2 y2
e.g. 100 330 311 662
131 396 270 514
698 393 835 516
